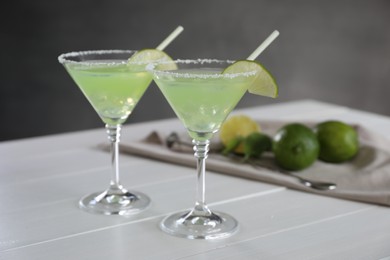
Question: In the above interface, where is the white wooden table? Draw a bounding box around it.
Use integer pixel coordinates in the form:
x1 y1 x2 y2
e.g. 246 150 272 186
2 100 390 259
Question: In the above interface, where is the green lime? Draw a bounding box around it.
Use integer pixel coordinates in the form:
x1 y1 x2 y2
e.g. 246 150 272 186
243 132 272 160
222 136 243 155
222 60 278 98
315 121 359 163
220 115 260 154
127 49 177 70
273 123 319 171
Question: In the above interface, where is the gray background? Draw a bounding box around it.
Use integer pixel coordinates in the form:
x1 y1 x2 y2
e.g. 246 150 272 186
1 0 389 141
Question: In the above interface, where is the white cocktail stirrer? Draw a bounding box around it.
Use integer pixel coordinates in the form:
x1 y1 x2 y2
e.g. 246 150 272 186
247 30 279 60
156 26 184 51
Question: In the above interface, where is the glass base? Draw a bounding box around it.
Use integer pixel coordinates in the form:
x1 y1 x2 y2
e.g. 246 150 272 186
79 189 150 216
160 209 238 239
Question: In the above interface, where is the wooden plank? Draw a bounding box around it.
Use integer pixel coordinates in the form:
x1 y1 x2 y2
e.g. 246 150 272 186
181 206 390 259
0 190 371 259
0 166 281 251
2 100 390 259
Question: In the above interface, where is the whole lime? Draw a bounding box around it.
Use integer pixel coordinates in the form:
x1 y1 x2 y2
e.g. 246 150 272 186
220 115 260 154
243 132 272 159
273 123 320 171
315 121 359 163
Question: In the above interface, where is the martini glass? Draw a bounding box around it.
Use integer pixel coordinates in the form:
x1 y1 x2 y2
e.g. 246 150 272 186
58 50 152 215
149 59 257 239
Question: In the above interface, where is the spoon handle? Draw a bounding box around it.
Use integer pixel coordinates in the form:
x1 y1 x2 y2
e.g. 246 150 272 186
246 159 336 191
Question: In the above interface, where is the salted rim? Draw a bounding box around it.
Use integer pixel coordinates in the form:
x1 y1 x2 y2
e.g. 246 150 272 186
147 59 258 79
58 50 144 66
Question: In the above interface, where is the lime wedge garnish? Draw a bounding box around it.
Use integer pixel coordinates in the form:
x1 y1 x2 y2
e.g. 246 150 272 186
223 60 278 98
128 49 177 70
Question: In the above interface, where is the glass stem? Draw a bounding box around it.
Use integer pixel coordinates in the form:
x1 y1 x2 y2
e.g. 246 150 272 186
192 139 212 215
106 124 124 194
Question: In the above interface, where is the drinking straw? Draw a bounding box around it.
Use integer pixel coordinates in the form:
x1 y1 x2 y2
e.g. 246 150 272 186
156 26 184 51
247 30 279 60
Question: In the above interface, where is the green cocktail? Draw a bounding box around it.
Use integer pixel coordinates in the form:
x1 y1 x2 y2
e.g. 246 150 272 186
59 50 152 215
57 25 184 216
150 59 258 239
65 60 152 125
156 68 249 141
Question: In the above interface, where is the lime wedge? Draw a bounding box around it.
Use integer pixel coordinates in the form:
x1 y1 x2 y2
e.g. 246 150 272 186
223 60 278 98
128 49 177 70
